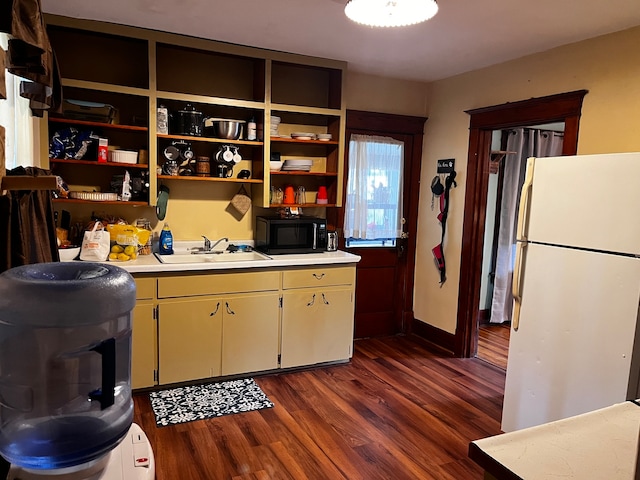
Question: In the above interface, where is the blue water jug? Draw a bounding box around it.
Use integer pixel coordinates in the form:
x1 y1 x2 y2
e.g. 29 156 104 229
0 262 136 470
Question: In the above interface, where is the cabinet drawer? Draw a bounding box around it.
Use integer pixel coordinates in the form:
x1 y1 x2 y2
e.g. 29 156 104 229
157 271 280 298
135 277 156 300
282 266 355 289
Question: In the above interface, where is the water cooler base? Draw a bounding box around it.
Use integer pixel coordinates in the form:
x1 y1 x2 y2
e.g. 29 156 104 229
6 423 155 480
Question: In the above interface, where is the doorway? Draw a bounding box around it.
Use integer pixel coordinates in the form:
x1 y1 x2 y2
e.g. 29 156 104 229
330 110 426 338
476 125 565 368
455 90 588 358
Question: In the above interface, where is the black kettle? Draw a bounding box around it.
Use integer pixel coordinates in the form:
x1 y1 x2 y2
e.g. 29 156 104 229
171 104 205 136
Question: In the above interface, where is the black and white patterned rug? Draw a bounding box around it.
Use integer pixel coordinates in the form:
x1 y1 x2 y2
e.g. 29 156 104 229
149 378 274 427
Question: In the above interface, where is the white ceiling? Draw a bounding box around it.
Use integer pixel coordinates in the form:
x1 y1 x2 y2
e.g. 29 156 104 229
41 0 640 82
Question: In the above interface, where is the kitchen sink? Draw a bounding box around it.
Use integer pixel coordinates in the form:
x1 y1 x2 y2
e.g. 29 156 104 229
155 251 271 264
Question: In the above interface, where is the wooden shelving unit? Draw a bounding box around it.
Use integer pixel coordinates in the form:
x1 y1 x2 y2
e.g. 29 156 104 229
43 14 347 211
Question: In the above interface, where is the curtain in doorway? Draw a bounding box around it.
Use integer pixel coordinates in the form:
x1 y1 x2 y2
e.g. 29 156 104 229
490 128 563 324
343 134 404 240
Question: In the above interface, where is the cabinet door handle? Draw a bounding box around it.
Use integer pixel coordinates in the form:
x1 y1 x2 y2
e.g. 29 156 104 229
321 293 330 305
225 301 235 315
306 294 316 306
210 302 220 316
312 273 325 280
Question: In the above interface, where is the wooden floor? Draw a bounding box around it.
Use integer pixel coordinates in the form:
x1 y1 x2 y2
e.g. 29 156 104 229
133 335 505 480
476 323 510 370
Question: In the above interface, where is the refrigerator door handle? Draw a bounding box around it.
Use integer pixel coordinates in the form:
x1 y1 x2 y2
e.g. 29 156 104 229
515 157 535 242
512 241 527 331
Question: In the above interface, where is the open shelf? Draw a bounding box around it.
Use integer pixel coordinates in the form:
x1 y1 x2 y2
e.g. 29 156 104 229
158 133 263 147
53 198 148 206
269 203 336 208
49 117 148 132
270 171 338 177
271 137 338 146
50 159 149 169
157 175 262 184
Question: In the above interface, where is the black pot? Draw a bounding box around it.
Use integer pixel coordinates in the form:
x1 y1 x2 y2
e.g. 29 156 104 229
171 104 204 136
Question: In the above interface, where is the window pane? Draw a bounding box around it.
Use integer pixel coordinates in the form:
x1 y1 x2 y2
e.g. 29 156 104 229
343 134 404 241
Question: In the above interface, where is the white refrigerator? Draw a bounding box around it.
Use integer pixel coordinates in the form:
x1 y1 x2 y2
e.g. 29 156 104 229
501 152 640 432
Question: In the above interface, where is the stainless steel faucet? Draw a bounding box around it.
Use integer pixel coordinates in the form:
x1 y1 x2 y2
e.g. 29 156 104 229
203 236 228 251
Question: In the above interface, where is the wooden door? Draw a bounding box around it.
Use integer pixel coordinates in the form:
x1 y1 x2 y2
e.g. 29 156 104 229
158 297 222 384
330 110 426 338
221 292 280 376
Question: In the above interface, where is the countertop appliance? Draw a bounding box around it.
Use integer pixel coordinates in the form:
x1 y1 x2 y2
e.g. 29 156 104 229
502 152 640 432
255 216 327 254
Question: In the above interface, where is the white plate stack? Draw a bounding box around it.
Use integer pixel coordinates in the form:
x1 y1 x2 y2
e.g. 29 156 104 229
282 159 313 171
270 116 281 137
291 132 317 141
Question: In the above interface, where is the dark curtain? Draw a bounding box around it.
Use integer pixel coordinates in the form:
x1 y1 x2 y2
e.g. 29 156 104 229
0 166 59 272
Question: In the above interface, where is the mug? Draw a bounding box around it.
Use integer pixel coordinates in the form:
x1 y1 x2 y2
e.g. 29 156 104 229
283 185 296 204
163 159 179 176
317 185 328 204
237 169 251 179
216 164 233 178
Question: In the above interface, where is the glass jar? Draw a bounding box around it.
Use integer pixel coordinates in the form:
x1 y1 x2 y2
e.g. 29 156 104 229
135 218 153 255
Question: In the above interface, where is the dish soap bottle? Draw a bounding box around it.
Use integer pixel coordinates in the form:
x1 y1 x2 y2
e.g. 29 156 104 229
159 222 174 255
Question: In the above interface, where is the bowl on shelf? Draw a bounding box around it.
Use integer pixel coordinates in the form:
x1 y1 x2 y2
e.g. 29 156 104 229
205 118 245 140
109 150 138 164
269 160 283 171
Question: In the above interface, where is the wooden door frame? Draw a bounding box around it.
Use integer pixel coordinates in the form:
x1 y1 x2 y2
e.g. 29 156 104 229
328 110 427 334
455 90 588 357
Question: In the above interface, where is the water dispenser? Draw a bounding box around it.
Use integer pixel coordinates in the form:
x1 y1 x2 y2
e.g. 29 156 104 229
0 262 153 479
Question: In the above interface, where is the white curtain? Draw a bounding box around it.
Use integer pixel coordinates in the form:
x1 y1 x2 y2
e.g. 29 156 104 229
490 128 564 324
0 33 37 170
344 134 404 239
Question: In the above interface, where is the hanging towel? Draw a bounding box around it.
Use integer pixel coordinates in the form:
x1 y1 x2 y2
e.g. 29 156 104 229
0 166 59 272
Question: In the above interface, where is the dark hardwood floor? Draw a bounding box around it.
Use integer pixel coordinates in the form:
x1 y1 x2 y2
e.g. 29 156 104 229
133 335 505 479
476 323 510 370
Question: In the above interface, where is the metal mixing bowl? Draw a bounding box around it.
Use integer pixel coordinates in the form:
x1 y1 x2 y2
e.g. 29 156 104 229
206 119 245 140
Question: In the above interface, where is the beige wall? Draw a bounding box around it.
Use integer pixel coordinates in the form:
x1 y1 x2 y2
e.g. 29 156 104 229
414 26 640 334
345 71 429 116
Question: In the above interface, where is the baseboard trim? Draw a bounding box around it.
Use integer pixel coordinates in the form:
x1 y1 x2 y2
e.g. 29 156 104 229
411 319 456 355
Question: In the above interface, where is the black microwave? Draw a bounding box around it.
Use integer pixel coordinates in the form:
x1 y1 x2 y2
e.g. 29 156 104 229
255 216 327 254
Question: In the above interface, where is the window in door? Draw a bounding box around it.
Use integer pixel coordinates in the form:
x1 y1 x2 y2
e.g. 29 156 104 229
343 134 404 248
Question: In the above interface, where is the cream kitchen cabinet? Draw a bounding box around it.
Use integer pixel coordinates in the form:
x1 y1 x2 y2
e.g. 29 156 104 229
157 296 223 385
131 276 157 389
220 292 280 376
280 266 355 368
156 270 280 385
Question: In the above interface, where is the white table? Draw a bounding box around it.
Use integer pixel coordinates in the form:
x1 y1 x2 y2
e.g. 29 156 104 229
469 401 640 479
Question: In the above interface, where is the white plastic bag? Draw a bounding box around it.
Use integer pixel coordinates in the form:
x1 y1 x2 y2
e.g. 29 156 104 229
80 222 110 261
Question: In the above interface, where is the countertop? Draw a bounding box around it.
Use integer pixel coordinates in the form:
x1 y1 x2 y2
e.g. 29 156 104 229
469 400 640 479
107 250 361 274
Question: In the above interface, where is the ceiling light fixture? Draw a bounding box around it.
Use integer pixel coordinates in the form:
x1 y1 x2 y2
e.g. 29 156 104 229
345 0 438 28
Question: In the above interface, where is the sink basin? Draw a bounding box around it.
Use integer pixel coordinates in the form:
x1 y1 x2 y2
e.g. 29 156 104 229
155 251 271 264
